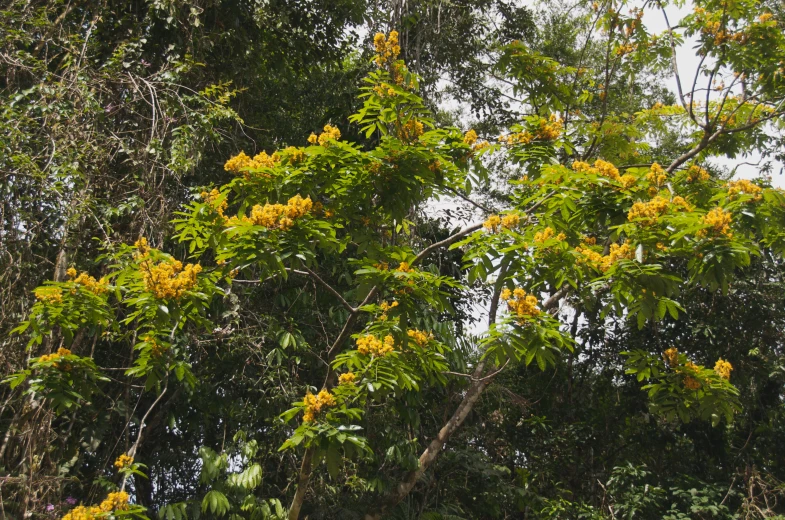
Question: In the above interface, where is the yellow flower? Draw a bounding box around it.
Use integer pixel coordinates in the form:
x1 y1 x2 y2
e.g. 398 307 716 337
302 389 337 422
501 213 520 230
407 329 432 347
140 258 202 299
619 174 637 189
594 159 620 181
373 31 401 66
114 454 133 469
575 243 633 272
66 267 77 278
224 151 280 179
307 133 318 144
663 347 678 367
38 347 73 366
502 287 540 320
628 196 670 224
683 376 701 390
463 129 478 145
317 124 341 146
396 262 414 273
379 299 398 320
224 151 252 172
533 228 552 241
34 286 63 304
504 131 533 145
686 165 710 182
339 372 357 385
645 163 667 186
356 334 394 356
572 159 620 181
72 271 109 295
244 195 313 230
759 13 773 22
671 196 692 212
134 237 150 257
62 505 103 520
535 115 563 141
472 141 491 152
284 146 306 163
714 358 733 379
727 179 762 200
698 207 733 238
98 491 129 513
201 188 227 218
483 214 501 233
397 119 423 141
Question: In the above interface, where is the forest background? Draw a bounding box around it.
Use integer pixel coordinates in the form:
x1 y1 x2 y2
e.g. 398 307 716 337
2 0 785 519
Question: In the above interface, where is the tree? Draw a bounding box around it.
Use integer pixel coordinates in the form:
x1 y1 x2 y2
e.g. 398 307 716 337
3 0 785 518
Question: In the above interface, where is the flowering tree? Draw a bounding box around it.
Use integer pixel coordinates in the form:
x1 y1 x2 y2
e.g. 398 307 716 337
5 0 785 516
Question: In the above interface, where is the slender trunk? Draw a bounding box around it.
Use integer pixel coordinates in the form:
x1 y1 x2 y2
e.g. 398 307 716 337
288 446 315 520
363 281 568 519
364 374 490 520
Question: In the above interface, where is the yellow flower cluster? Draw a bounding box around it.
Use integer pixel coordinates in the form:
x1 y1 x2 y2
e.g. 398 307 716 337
686 165 710 182
714 358 733 379
619 174 637 189
201 189 227 218
241 195 313 231
534 227 566 243
501 287 540 319
34 286 63 304
501 131 533 145
684 376 701 390
373 31 400 67
463 129 478 145
671 196 692 212
699 207 733 238
396 262 414 273
38 347 72 365
483 214 501 233
759 13 773 22
535 115 563 140
663 347 678 367
500 116 562 145
134 237 150 256
61 492 130 520
141 259 202 299
224 151 280 177
379 300 398 320
114 454 133 469
727 179 762 200
144 335 167 358
338 372 357 385
572 159 621 181
501 213 520 229
485 213 521 233
646 163 667 186
356 334 395 356
284 146 306 163
575 243 633 272
397 119 424 141
627 196 670 224
473 141 491 152
407 329 432 347
66 268 108 295
308 124 341 146
303 389 336 422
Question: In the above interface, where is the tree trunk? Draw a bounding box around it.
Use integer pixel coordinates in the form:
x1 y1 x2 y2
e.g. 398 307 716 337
288 445 315 520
